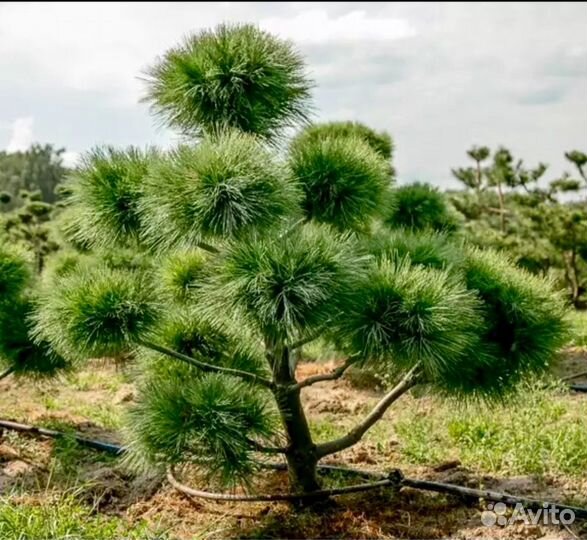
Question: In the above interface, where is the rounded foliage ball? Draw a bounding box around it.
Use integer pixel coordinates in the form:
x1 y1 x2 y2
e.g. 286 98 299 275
160 250 209 302
140 131 301 249
0 295 70 377
0 244 31 300
440 248 570 397
367 227 463 271
341 257 483 377
33 266 160 359
289 135 391 230
294 121 393 161
126 372 276 487
386 183 461 233
64 147 154 248
143 309 267 377
203 224 366 340
143 23 313 141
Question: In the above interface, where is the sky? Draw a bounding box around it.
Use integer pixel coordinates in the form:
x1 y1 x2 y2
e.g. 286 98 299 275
0 2 586 187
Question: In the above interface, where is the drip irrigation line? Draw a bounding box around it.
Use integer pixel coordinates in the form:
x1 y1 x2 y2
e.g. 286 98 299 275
0 419 124 455
1 417 586 519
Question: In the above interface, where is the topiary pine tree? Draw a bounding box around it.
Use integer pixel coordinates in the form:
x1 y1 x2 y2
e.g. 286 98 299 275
384 182 462 233
0 243 69 380
23 24 569 499
2 189 61 273
451 145 587 307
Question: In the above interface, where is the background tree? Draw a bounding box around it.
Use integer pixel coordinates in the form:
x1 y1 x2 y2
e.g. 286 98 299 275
0 244 68 380
384 183 461 233
24 24 568 501
451 146 587 307
0 144 69 209
2 190 60 273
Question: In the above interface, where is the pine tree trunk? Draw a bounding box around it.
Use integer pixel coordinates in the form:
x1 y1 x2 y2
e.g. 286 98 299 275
496 180 506 232
268 341 322 497
564 249 581 308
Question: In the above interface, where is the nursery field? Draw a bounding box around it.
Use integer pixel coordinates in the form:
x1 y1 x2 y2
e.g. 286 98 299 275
1 14 586 540
1 346 586 539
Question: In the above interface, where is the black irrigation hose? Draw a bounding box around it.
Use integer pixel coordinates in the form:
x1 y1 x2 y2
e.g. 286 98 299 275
1 418 586 519
167 467 402 502
0 419 125 455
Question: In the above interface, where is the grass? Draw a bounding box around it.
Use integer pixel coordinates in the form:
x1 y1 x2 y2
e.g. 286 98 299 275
1 352 586 538
0 492 166 540
65 369 125 392
570 310 587 347
394 381 587 479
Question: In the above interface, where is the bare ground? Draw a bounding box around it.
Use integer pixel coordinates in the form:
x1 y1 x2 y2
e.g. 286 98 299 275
0 352 586 539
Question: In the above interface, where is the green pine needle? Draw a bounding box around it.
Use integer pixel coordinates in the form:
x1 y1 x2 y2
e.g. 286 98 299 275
200 223 367 341
385 182 462 233
140 131 302 250
125 372 277 488
62 146 155 248
32 265 160 359
142 23 313 142
289 134 391 230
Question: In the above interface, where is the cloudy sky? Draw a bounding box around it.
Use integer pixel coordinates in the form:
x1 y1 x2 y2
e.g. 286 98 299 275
1 2 586 187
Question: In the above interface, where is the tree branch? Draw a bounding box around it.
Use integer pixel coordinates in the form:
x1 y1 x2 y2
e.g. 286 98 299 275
288 330 324 351
316 364 422 458
278 217 306 240
561 370 587 383
139 340 275 390
0 366 15 381
246 438 288 454
196 241 220 254
293 356 357 391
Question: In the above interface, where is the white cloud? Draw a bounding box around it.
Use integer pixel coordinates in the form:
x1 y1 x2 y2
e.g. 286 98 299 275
61 151 80 168
6 117 34 152
0 3 584 186
260 9 416 43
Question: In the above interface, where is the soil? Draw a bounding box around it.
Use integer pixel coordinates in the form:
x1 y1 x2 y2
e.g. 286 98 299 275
0 352 585 539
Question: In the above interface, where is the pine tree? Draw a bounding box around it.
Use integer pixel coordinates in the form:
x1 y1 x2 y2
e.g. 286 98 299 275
3 24 569 499
451 145 587 307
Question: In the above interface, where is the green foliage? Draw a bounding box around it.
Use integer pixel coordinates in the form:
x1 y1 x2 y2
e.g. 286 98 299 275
293 121 393 161
203 224 365 340
63 147 153 248
451 145 587 307
0 244 69 377
0 493 162 540
15 24 571 493
0 294 70 377
367 228 462 271
0 143 68 209
143 23 312 141
143 309 268 377
33 265 160 359
0 243 31 299
289 134 390 230
565 150 587 174
340 257 483 380
385 183 461 233
42 248 152 287
395 382 587 477
141 131 300 250
569 310 587 347
438 248 570 397
160 249 209 302
127 372 276 487
2 191 61 273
